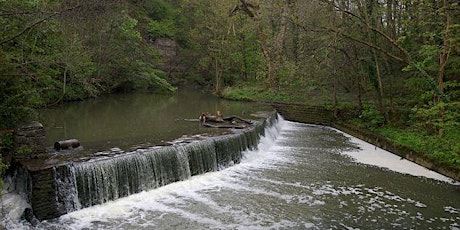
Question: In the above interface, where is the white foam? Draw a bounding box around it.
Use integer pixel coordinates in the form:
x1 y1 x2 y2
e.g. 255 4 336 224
335 129 458 184
14 116 459 229
0 192 31 230
37 116 292 229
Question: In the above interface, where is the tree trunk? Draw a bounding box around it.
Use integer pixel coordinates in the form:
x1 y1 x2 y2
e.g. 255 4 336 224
437 0 451 136
333 59 339 118
229 0 276 89
254 13 274 89
215 56 222 94
363 1 387 122
438 0 451 99
272 0 291 90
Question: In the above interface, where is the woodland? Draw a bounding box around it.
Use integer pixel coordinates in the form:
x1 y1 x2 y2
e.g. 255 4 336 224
0 0 459 176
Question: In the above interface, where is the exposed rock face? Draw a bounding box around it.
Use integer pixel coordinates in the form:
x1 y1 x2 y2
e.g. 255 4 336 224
14 122 47 156
153 38 183 75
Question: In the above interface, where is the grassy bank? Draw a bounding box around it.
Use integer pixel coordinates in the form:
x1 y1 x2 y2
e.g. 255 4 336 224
375 126 460 171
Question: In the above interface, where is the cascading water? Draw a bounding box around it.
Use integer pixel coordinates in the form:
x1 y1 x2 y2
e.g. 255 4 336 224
4 110 459 229
50 112 278 216
69 146 191 209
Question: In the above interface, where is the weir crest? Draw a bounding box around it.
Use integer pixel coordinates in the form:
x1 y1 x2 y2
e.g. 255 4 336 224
14 111 280 221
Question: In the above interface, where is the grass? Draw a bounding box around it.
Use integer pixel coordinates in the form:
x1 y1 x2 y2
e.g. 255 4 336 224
376 126 460 170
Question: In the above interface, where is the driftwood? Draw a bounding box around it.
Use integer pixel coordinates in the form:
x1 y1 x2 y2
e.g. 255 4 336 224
199 111 252 129
202 123 246 129
54 139 80 150
222 116 252 124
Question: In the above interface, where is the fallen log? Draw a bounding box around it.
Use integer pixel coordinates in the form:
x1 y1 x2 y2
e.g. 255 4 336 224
54 139 80 150
222 116 252 124
199 111 253 129
199 111 224 123
202 123 246 129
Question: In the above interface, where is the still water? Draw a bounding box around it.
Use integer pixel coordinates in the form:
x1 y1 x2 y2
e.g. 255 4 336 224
39 89 270 153
32 116 459 229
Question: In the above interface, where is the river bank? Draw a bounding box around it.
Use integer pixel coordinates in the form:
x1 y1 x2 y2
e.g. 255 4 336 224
220 92 460 182
7 112 460 229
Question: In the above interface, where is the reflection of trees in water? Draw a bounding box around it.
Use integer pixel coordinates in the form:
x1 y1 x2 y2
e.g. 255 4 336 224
40 90 270 152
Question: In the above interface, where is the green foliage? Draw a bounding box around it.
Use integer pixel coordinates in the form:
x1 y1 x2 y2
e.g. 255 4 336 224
0 133 14 151
138 0 180 40
377 126 460 170
411 101 460 134
147 19 177 39
141 0 177 21
15 145 33 158
275 59 300 89
223 85 292 103
0 106 35 130
0 0 178 128
222 86 260 101
359 105 385 129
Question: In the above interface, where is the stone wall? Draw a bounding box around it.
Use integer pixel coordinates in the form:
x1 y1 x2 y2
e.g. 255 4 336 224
272 103 334 125
14 122 46 156
28 167 62 220
15 112 278 221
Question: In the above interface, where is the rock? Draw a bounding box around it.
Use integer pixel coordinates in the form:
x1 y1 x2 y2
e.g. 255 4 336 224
14 122 47 156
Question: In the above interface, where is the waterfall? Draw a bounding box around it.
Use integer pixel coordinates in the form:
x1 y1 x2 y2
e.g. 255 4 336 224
70 146 191 208
31 112 280 219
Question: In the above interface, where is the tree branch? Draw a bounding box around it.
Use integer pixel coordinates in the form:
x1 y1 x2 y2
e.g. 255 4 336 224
317 0 448 102
0 5 81 46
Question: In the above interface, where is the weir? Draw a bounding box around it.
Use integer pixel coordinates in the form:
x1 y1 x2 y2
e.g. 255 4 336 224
13 111 279 221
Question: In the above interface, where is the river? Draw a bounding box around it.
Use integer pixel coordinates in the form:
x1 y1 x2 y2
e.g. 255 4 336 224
39 89 271 153
4 90 460 229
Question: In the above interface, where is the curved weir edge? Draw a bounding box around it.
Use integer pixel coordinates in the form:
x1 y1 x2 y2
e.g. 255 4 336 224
13 111 279 221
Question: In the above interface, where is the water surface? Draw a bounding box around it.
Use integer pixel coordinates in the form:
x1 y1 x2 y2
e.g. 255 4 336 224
39 89 270 153
32 118 459 229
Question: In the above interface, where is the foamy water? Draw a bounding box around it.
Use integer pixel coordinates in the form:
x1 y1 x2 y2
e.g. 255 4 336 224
337 129 458 184
5 119 460 229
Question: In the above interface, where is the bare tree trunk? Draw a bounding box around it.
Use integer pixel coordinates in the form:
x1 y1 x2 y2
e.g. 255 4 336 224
229 0 275 89
352 46 364 111
271 0 292 91
371 47 385 118
253 10 274 89
438 0 451 100
333 57 339 118
437 0 452 136
363 1 387 122
215 57 222 94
